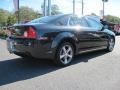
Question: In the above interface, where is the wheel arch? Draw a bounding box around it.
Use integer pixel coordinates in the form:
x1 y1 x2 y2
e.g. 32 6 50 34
51 32 78 55
107 34 115 43
57 38 76 53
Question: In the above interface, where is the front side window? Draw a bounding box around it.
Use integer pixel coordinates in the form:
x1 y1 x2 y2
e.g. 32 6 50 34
87 18 103 30
80 18 89 27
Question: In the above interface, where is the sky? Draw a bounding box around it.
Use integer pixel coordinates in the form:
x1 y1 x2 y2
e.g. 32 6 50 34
0 0 120 17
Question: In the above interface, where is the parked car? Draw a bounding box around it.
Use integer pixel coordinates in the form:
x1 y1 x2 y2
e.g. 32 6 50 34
7 14 115 66
114 24 120 35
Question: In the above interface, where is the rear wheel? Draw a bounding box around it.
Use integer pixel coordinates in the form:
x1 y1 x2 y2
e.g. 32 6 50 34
106 37 115 52
54 42 74 66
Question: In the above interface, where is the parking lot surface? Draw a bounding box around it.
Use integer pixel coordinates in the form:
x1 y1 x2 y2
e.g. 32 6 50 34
0 36 120 90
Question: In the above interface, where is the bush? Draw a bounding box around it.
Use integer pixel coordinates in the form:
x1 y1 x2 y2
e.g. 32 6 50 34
0 29 8 39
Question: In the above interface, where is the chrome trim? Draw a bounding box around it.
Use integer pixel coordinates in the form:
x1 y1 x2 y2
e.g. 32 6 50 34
78 46 107 54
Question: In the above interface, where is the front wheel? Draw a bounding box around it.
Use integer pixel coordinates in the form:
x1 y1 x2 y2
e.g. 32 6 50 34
106 37 115 52
55 42 74 66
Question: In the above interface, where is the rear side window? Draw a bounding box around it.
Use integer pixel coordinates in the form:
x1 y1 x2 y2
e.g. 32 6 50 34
69 17 83 26
69 17 77 26
54 16 69 26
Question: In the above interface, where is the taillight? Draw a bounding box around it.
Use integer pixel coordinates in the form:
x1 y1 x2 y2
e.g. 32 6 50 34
24 27 36 39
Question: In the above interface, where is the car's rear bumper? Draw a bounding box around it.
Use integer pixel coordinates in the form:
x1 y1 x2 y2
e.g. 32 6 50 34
7 37 55 59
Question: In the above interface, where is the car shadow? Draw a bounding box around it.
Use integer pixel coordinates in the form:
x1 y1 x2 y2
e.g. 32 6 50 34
0 50 107 86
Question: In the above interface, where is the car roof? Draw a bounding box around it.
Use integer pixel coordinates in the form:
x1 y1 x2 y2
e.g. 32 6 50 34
47 14 82 18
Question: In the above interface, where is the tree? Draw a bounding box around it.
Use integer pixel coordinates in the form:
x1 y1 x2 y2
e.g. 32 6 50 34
0 9 9 26
51 5 61 15
7 14 17 26
91 13 97 16
105 15 120 24
41 4 61 15
19 6 41 22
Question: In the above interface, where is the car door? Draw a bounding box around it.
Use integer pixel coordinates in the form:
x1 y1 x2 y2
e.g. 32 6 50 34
69 16 98 51
85 17 108 47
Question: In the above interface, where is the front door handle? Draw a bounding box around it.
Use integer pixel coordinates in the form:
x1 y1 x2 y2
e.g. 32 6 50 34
89 33 100 37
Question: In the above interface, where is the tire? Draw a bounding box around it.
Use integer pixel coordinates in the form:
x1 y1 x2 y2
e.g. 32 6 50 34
106 37 115 52
54 42 74 66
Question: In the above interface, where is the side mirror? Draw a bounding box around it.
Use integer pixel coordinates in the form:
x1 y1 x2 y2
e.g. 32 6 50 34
104 25 108 29
101 25 108 31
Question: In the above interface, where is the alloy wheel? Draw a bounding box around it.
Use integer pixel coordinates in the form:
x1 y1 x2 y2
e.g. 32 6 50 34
108 38 115 51
59 45 73 65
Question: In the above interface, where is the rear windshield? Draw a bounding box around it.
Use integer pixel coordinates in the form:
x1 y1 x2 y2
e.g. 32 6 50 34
29 16 59 23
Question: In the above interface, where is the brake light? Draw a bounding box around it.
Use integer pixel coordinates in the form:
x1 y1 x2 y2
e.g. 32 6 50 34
24 27 36 39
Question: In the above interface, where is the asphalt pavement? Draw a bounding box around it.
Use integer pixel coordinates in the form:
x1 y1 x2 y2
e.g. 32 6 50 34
0 36 120 90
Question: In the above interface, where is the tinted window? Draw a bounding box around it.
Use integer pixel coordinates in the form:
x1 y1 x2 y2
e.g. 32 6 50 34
54 16 69 26
69 17 76 26
87 18 102 29
80 18 89 27
69 17 82 26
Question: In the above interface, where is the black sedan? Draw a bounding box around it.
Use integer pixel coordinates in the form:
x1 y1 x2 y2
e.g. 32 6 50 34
7 14 115 66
